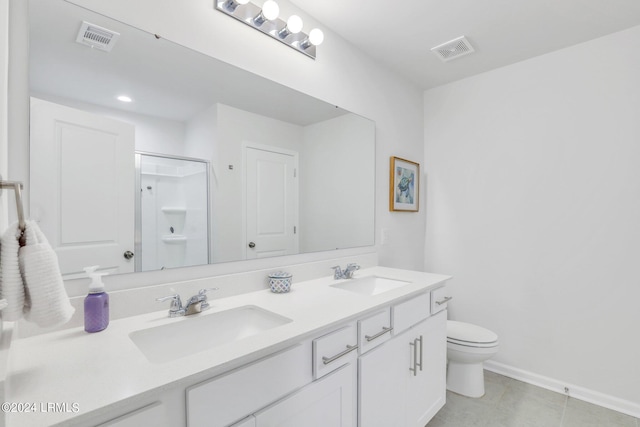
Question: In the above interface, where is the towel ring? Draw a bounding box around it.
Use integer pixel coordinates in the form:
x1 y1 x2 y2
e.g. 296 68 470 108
0 179 27 247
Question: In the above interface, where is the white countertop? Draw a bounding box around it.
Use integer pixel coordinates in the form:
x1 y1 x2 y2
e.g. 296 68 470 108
5 267 450 426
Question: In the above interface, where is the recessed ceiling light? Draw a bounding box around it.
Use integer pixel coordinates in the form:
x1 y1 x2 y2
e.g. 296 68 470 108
117 95 133 103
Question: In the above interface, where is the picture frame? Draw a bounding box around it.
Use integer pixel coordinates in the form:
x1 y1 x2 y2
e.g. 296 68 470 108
390 156 419 212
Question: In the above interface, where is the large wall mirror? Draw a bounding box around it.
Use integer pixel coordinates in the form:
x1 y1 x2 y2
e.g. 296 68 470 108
28 0 375 279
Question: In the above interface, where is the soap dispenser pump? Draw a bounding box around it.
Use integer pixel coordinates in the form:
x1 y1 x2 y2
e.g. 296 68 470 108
84 265 109 333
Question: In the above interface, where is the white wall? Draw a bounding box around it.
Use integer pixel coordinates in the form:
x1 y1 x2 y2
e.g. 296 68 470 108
4 0 28 229
0 0 8 231
424 26 640 413
300 114 375 252
54 0 425 288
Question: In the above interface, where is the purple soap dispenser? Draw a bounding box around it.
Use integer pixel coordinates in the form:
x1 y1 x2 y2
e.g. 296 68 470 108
83 265 109 333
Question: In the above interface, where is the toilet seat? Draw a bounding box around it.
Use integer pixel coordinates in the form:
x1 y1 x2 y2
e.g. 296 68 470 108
448 338 498 349
447 320 498 347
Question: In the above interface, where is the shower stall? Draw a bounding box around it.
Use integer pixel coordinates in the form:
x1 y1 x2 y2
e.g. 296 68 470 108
135 152 210 272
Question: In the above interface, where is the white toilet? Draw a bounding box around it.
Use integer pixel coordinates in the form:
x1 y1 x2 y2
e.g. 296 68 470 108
446 320 499 398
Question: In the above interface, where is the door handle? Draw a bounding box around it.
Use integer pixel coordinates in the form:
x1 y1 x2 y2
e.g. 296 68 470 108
123 250 134 260
416 335 423 372
248 242 256 248
409 335 423 376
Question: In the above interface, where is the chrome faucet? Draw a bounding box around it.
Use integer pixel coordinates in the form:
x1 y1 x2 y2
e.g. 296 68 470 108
156 288 218 317
332 263 360 280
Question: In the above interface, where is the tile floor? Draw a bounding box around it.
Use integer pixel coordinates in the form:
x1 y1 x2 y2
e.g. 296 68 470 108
426 371 639 427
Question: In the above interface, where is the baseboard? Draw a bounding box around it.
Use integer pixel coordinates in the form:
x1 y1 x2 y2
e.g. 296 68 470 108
484 360 640 419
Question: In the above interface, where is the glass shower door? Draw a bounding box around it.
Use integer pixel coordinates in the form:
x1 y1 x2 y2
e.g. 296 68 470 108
135 153 210 272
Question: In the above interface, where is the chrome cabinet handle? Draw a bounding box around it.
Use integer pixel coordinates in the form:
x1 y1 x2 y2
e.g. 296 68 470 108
322 344 358 365
417 335 423 372
409 338 418 376
248 242 256 248
409 335 424 376
365 326 393 342
436 296 453 305
124 250 134 260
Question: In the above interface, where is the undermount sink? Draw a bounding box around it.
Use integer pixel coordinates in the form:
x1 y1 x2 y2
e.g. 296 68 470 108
130 305 292 363
330 276 412 296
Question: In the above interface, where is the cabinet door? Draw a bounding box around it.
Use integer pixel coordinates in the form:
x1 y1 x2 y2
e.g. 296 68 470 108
358 332 407 427
406 311 447 427
359 311 447 427
256 363 355 427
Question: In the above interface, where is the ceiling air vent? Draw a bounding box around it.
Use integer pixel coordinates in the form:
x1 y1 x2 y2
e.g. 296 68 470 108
76 21 120 52
431 36 475 62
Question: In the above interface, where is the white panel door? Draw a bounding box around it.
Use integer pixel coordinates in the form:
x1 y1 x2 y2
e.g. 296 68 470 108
244 145 298 259
30 97 135 277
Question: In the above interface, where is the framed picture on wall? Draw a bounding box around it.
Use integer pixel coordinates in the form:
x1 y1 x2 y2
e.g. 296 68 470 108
390 156 419 212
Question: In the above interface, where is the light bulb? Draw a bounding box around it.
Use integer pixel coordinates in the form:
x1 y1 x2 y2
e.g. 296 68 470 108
287 15 303 34
278 15 303 39
117 95 132 103
309 28 324 46
262 0 279 21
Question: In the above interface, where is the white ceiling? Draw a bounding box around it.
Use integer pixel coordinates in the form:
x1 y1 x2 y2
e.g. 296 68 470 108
289 0 640 90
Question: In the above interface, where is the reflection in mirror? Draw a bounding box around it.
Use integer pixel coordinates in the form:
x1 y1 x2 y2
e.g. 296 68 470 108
28 0 375 279
135 153 210 272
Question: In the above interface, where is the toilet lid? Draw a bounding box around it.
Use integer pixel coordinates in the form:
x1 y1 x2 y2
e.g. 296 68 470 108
447 320 498 344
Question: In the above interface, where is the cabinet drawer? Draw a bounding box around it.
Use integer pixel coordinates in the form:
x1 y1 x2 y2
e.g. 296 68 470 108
392 292 431 335
431 286 451 314
313 323 357 379
358 308 392 354
187 344 311 427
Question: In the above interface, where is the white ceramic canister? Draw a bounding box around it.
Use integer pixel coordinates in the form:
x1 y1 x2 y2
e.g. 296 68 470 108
268 271 293 293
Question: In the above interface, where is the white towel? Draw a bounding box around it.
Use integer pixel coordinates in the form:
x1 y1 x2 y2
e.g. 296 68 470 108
0 221 75 327
0 222 24 321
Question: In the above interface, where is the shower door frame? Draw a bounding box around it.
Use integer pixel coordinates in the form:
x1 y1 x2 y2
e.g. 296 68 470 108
134 151 211 272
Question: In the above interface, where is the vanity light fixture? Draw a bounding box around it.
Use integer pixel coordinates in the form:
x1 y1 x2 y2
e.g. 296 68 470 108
222 0 249 12
215 0 324 59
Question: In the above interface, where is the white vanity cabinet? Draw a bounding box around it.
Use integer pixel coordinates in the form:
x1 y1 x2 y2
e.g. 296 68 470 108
358 290 447 427
187 289 446 427
187 324 357 427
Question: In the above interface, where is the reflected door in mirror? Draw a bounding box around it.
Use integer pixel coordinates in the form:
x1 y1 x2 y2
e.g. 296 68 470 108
30 98 135 278
245 146 298 259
